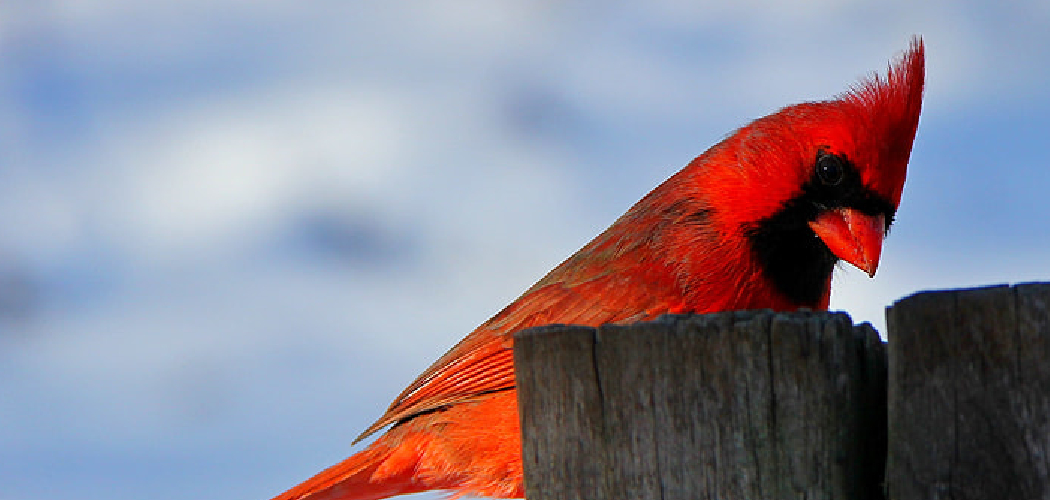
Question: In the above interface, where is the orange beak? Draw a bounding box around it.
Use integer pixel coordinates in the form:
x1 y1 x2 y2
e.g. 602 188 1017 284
808 208 886 278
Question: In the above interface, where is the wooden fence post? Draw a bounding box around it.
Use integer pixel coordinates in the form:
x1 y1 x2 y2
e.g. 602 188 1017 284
514 311 887 500
885 283 1050 500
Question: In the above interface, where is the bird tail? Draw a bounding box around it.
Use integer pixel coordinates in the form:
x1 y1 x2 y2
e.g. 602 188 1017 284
269 439 427 500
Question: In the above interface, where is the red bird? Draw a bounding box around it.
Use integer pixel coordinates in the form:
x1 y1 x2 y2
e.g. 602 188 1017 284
273 39 925 500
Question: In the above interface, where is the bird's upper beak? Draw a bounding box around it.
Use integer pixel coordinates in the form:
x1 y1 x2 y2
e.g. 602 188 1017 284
808 208 886 278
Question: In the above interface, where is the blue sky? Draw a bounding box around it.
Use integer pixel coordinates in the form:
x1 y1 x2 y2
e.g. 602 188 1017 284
1 2 1048 500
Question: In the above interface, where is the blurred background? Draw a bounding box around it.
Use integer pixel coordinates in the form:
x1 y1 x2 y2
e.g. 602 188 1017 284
1 2 1048 499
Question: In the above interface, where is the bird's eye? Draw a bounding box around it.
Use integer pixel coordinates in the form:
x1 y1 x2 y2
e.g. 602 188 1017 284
816 153 844 186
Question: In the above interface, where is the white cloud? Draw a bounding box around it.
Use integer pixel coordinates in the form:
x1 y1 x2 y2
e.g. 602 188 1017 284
91 83 421 259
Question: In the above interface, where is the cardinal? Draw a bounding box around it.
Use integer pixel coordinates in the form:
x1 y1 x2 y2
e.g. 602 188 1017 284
273 38 925 500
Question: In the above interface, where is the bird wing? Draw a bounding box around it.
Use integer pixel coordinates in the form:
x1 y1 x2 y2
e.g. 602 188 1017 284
353 194 706 442
354 256 677 443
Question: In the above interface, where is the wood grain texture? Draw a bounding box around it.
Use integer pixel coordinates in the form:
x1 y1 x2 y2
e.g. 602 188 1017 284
514 311 886 500
514 324 605 500
886 283 1050 500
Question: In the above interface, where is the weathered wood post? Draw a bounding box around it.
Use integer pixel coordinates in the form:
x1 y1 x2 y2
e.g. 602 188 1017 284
514 311 887 500
885 283 1050 500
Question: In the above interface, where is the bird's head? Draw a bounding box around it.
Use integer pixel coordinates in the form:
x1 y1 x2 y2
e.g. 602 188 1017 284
680 38 925 307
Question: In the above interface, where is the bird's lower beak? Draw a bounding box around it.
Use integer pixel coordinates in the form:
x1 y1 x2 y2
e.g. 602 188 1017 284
808 208 885 278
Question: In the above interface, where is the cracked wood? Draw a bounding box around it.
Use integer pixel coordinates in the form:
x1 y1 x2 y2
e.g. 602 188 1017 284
886 283 1050 500
514 311 886 500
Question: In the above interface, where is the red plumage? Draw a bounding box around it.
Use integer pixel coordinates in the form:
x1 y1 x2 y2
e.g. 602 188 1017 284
272 38 925 500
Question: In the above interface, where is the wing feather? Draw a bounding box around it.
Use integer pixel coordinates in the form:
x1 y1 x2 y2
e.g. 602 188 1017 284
355 198 703 442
